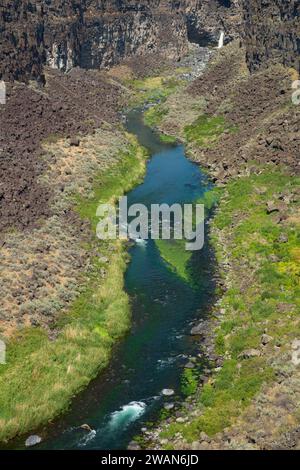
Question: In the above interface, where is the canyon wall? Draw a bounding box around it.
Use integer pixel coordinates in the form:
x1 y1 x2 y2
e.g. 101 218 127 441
1 1 298 84
0 1 240 83
242 0 300 72
0 1 189 83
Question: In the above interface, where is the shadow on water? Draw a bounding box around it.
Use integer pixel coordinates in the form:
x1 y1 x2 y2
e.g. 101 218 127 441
9 109 216 450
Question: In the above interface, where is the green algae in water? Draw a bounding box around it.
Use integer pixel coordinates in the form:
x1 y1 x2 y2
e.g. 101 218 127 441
155 239 193 283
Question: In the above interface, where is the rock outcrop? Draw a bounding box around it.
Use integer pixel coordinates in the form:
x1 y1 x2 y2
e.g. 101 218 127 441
186 0 242 46
242 0 300 72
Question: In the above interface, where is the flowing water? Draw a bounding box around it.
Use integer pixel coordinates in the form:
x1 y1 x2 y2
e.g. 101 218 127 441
11 109 215 450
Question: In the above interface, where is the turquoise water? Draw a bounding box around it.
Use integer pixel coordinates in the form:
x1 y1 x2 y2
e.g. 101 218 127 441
11 110 215 450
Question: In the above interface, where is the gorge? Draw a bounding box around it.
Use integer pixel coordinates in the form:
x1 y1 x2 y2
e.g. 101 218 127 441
0 0 299 452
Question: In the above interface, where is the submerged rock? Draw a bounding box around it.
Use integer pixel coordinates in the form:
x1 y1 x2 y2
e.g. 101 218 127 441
25 435 42 447
127 441 141 451
80 424 93 432
190 321 208 336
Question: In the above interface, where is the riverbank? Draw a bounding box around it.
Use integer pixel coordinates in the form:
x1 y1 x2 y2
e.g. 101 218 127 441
0 125 148 442
136 42 300 450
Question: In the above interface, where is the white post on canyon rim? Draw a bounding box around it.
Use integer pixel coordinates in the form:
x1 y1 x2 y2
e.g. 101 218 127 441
218 31 225 49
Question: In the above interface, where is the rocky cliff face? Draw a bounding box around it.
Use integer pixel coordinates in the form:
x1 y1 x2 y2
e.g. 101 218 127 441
0 1 187 83
186 0 242 46
1 1 299 84
0 1 241 84
242 0 300 72
0 1 46 83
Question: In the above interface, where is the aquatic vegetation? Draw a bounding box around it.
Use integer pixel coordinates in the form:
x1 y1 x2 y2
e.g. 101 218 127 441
155 239 192 283
144 104 168 127
159 134 177 144
195 187 221 215
154 187 219 284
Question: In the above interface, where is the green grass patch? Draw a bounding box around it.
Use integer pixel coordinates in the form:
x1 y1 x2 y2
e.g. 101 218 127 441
160 166 300 443
127 76 184 108
181 368 199 397
184 115 237 148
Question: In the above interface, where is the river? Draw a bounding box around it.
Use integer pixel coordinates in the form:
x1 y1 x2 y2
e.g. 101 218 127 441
13 108 215 450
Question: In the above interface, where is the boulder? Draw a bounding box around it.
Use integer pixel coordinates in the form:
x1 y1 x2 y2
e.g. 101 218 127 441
292 339 300 350
127 441 141 451
238 349 261 359
25 435 42 447
266 201 279 214
261 334 273 345
162 388 175 396
277 233 288 243
164 403 175 411
70 137 80 147
176 417 186 423
190 321 208 336
80 424 93 432
185 361 196 369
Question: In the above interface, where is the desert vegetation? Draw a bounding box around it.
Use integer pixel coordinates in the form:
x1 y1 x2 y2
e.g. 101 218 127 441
0 130 148 442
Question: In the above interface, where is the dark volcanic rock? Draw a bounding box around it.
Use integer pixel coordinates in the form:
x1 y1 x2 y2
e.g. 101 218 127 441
242 0 300 72
0 1 241 84
0 1 189 83
0 69 122 232
190 320 210 336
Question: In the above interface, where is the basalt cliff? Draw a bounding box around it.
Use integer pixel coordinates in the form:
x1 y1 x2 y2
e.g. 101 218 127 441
243 0 300 73
0 1 240 84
